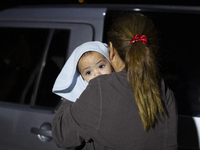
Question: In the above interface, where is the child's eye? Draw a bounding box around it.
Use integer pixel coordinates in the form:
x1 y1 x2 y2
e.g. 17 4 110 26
99 64 105 69
86 71 91 75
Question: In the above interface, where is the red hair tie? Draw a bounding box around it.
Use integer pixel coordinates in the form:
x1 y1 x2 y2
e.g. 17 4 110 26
131 34 148 45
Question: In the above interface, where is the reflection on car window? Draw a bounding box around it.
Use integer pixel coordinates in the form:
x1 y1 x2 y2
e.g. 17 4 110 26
0 28 70 109
35 30 70 108
0 28 48 105
104 11 200 117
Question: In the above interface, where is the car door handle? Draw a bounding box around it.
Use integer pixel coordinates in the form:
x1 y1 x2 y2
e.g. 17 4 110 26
31 122 52 137
31 123 52 142
31 127 52 137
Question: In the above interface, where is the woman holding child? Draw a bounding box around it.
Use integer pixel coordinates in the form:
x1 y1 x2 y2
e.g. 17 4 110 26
52 13 177 150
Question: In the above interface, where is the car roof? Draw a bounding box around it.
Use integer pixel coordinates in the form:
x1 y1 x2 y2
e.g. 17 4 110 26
1 4 200 22
0 6 106 22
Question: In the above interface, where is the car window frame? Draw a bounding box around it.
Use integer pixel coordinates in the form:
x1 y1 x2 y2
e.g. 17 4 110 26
0 21 94 110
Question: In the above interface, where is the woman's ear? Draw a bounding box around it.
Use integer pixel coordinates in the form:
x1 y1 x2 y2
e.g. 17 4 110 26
109 41 114 60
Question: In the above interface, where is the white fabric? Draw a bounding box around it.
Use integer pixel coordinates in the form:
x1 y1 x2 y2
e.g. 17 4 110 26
52 41 110 102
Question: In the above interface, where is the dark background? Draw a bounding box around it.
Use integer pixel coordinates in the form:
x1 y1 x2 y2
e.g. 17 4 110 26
1 0 200 10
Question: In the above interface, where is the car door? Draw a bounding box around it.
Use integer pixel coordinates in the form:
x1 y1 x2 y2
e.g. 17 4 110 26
0 22 93 150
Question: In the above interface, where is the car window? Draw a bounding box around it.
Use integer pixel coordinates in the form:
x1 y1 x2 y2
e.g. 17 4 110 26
0 27 49 104
0 28 69 109
0 22 94 110
151 12 200 117
35 30 70 108
103 10 200 117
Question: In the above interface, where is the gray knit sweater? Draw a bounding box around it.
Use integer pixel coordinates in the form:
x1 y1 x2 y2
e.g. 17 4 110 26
52 69 178 150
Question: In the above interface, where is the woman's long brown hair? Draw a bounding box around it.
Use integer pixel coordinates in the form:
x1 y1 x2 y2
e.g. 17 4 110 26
107 13 164 130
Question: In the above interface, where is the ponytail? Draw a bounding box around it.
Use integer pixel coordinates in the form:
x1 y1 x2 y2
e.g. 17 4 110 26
125 41 164 130
107 13 164 130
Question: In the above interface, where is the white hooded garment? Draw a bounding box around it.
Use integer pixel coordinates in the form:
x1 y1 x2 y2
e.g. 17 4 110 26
52 41 111 102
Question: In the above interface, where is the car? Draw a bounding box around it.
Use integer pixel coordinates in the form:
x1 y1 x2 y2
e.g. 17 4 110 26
0 4 200 150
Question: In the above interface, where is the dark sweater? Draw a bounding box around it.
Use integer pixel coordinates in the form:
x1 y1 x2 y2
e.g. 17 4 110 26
52 69 178 150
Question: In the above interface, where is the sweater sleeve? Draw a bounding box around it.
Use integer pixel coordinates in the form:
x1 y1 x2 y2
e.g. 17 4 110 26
51 78 101 149
71 78 101 130
52 100 85 149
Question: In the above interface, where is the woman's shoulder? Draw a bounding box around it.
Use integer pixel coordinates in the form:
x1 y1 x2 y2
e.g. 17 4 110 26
89 69 129 88
88 73 116 86
160 78 177 107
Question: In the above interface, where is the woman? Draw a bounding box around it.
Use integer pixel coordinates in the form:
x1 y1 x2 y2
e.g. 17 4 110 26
52 13 177 150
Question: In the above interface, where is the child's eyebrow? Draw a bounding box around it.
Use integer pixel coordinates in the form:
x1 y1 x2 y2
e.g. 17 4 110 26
82 66 90 72
96 59 106 65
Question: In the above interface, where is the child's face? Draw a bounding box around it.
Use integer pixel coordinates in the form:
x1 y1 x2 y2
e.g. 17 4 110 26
78 51 112 83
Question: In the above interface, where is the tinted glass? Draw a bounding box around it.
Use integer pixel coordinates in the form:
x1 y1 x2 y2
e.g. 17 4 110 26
0 28 48 104
149 12 200 117
35 30 70 108
104 10 200 116
0 28 70 109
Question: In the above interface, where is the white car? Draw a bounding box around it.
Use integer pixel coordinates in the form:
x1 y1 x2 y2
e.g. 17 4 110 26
0 4 199 150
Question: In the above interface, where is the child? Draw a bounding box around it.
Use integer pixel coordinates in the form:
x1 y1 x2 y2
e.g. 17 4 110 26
52 41 112 102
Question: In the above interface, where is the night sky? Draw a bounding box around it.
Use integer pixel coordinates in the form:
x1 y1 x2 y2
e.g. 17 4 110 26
1 0 200 10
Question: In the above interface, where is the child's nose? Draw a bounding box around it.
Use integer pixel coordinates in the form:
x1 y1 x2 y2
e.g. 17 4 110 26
94 70 101 77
